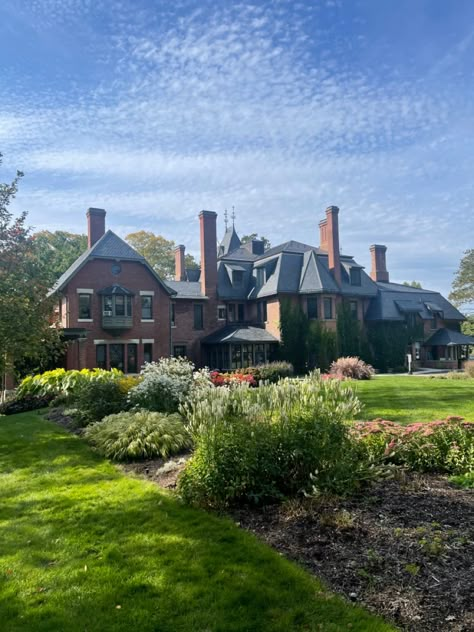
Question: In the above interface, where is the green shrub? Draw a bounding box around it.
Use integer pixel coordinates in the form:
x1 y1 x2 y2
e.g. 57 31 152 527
240 361 294 383
65 377 138 427
0 394 54 416
329 356 375 380
85 411 191 461
178 373 376 507
450 471 474 489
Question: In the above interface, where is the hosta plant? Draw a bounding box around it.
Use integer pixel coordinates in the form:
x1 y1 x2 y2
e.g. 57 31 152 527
17 368 123 398
85 411 191 461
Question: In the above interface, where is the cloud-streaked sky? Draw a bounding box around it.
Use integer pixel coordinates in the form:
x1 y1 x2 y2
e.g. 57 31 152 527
1 0 473 297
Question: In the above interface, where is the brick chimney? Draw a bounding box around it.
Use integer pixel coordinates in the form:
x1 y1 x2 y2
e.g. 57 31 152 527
86 208 106 248
319 218 328 250
199 210 218 297
370 244 389 282
174 244 186 281
326 206 341 285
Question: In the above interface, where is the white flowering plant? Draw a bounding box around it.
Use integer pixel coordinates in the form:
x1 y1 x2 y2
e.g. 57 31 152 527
128 357 213 413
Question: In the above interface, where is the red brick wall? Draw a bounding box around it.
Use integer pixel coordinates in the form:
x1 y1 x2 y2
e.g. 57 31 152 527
62 258 171 371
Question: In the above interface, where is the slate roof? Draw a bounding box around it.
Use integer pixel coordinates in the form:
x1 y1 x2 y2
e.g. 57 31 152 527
201 324 279 344
365 282 465 322
424 328 474 346
165 281 206 299
50 230 174 296
218 226 241 257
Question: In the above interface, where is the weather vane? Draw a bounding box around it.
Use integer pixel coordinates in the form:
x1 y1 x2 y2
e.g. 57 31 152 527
231 206 236 227
224 209 229 230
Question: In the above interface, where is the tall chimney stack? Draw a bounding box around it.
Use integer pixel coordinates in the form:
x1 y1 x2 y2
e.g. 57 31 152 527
370 244 389 282
319 218 328 250
87 208 106 248
326 206 341 285
174 245 186 281
199 210 218 298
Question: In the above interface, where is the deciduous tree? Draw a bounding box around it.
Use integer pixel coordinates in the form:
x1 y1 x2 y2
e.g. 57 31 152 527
449 249 474 310
0 154 57 397
126 230 198 280
32 230 87 286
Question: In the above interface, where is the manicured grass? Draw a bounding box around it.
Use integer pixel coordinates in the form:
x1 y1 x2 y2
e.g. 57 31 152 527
354 376 474 424
0 412 393 632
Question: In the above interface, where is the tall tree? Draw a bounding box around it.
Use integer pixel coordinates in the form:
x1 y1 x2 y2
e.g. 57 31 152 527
403 281 422 288
240 233 271 250
126 230 198 280
32 230 87 286
0 154 57 397
449 249 474 309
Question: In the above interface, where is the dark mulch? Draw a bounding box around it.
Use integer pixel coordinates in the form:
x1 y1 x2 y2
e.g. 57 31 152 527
232 473 474 632
121 455 190 488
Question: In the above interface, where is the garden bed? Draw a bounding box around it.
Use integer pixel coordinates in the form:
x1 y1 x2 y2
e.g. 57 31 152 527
231 473 474 632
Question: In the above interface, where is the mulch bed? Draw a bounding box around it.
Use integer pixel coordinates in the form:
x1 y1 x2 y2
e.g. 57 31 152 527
232 473 474 632
45 408 473 630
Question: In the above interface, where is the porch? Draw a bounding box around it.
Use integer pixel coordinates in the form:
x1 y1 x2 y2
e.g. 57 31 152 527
201 324 279 371
423 328 474 370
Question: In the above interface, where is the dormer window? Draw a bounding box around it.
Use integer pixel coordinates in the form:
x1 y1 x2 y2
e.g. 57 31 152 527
350 268 361 286
256 267 265 287
232 270 244 287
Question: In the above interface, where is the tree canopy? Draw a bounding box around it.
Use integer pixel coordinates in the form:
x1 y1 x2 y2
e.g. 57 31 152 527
240 233 271 250
126 230 198 279
0 154 61 392
32 230 87 286
403 281 422 288
449 249 474 310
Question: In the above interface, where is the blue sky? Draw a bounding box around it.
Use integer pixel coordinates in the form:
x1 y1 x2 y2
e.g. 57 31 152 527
1 0 473 298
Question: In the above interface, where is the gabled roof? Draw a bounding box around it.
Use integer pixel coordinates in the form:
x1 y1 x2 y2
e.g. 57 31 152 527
366 282 465 321
424 328 474 346
49 230 174 296
255 240 323 261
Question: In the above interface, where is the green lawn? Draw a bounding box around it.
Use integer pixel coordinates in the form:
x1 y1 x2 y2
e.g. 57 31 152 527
354 376 474 424
0 412 393 632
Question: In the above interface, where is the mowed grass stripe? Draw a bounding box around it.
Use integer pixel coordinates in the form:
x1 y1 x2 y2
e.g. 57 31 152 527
354 376 474 424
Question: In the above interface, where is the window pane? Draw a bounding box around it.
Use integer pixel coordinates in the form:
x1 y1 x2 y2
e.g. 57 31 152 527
126 295 132 317
173 345 186 358
263 300 267 322
350 301 358 319
127 344 137 373
218 305 226 320
96 344 106 369
237 304 244 322
350 268 361 286
79 294 91 319
232 270 244 287
255 344 265 365
242 344 253 367
194 304 203 329
324 298 333 319
141 295 152 319
109 344 124 370
171 303 175 326
228 303 235 321
103 296 113 315
307 297 318 319
231 344 242 369
143 343 153 364
115 295 125 316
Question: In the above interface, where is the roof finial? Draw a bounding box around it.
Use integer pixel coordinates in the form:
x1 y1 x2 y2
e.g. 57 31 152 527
224 208 229 231
231 205 236 228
